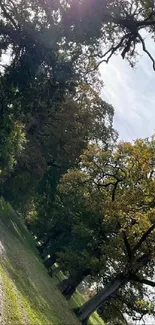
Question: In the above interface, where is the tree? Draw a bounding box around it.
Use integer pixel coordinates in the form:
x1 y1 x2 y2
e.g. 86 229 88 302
23 84 115 226
58 138 155 324
0 0 77 202
53 165 113 299
3 82 115 210
0 0 102 99
1 0 155 78
61 0 155 70
0 0 100 198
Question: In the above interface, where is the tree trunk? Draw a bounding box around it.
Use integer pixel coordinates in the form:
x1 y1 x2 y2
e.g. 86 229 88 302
75 273 128 324
40 247 51 260
43 254 56 269
57 269 90 300
36 234 48 243
37 237 51 255
37 230 63 257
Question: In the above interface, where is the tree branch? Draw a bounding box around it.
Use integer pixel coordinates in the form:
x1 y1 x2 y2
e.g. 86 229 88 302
117 222 132 260
94 181 116 188
122 230 132 260
144 11 155 22
133 275 155 287
88 33 131 71
47 161 61 169
137 32 155 70
121 34 136 59
132 223 155 254
0 1 18 29
117 293 148 317
138 19 155 28
112 179 121 201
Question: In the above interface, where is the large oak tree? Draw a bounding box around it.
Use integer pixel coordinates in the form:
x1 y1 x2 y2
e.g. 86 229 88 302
58 138 155 324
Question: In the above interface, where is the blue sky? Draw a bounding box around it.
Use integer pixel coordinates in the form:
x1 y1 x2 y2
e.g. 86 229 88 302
100 36 155 142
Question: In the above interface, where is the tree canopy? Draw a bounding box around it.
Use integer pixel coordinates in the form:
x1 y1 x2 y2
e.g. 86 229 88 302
61 0 155 69
54 137 155 323
1 0 155 80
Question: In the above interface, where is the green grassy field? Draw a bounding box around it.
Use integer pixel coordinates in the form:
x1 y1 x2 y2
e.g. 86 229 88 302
0 197 104 325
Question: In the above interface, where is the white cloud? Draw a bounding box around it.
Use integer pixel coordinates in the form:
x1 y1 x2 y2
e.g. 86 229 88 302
99 39 155 141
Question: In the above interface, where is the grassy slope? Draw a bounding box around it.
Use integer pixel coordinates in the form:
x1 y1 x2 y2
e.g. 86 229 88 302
0 198 104 325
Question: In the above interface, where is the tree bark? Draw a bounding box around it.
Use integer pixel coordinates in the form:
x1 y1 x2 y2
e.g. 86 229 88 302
43 254 56 269
75 273 128 324
57 269 90 300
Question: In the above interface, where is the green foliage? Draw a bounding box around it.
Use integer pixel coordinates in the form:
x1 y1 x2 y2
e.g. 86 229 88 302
52 137 155 323
2 81 115 209
0 117 26 172
0 0 118 212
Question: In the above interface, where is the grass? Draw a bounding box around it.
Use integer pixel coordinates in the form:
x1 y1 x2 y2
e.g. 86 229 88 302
0 197 104 325
70 291 104 325
53 267 104 325
0 264 23 325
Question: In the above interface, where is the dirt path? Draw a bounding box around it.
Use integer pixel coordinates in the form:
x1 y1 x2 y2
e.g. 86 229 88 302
0 238 28 325
0 240 5 325
16 290 29 325
0 258 28 325
0 276 4 325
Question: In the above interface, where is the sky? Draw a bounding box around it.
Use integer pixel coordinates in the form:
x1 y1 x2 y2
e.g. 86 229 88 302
100 35 155 142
